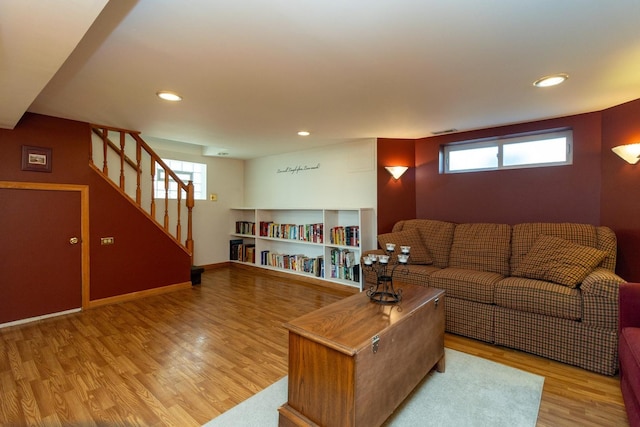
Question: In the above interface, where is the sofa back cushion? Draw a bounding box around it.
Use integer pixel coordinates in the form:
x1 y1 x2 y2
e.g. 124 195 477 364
377 229 433 265
448 223 512 275
510 223 610 274
392 219 455 268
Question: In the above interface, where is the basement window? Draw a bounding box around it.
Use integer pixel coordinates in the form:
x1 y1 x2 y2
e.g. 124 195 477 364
155 159 207 200
443 129 573 173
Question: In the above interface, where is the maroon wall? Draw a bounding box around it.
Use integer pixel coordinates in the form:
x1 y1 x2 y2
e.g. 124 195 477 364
376 139 416 234
0 113 191 311
601 99 640 282
414 112 602 224
0 113 90 183
89 173 191 299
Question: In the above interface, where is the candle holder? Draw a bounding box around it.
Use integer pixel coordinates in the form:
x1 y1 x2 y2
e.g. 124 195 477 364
363 244 410 304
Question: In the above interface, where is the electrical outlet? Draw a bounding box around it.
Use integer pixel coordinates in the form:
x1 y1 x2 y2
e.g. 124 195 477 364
210 193 218 201
101 237 115 245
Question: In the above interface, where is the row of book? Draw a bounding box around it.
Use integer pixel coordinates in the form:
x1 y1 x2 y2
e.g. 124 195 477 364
231 240 359 283
329 225 360 247
229 239 255 263
259 221 324 243
328 248 360 282
260 251 324 277
238 221 359 248
235 221 255 235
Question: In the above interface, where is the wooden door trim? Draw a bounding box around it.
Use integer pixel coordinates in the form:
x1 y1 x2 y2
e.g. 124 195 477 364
0 181 90 309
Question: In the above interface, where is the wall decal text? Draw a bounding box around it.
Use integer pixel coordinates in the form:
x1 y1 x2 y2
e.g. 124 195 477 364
277 163 321 174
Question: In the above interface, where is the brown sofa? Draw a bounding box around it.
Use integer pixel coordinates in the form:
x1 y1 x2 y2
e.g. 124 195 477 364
363 219 626 375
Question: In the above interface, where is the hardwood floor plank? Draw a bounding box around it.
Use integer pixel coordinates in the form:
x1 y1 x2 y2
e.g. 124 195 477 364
0 266 630 426
0 387 21 425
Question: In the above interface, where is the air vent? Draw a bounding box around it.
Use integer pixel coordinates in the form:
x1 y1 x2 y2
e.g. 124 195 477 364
431 128 458 135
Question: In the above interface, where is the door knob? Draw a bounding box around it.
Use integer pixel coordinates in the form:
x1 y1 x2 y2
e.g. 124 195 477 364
69 237 79 245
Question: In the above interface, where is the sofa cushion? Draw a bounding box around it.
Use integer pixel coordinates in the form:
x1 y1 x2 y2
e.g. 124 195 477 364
392 219 455 268
384 264 440 288
429 267 503 304
448 223 512 275
495 277 582 320
510 222 599 273
512 235 606 288
377 230 433 265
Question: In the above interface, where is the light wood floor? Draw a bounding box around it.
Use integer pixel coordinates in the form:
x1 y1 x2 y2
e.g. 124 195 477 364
0 266 629 426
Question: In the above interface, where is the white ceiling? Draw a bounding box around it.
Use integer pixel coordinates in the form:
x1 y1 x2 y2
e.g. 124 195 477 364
3 0 640 159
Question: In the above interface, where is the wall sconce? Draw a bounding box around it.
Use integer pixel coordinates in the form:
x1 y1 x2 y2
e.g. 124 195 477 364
385 166 409 180
612 143 640 164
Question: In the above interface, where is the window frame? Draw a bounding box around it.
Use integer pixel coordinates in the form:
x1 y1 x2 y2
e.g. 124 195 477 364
155 158 207 201
442 129 573 174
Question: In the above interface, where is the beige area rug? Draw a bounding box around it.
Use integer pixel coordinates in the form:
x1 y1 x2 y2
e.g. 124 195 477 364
203 348 544 427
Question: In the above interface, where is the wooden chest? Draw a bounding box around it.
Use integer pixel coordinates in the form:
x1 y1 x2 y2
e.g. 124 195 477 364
278 284 445 427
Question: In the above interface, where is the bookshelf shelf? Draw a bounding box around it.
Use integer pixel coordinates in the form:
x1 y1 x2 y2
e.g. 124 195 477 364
229 208 375 289
257 236 325 246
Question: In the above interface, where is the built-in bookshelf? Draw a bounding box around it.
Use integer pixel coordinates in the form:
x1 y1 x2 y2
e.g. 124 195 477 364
229 208 375 289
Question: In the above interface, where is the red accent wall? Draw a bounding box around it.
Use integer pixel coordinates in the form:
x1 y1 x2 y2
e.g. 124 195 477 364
414 112 602 224
89 173 191 299
377 101 640 282
0 113 90 183
376 139 416 234
601 99 640 282
0 113 191 313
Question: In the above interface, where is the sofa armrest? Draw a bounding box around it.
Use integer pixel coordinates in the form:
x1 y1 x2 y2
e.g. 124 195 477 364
620 282 640 332
581 268 625 330
581 268 625 299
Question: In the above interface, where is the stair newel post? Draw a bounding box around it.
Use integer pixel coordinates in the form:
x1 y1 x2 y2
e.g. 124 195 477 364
135 141 142 204
186 180 194 261
150 157 156 220
119 131 126 190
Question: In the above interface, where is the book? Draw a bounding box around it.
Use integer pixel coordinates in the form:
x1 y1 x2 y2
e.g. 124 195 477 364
235 221 255 235
244 244 256 263
229 239 243 260
261 250 270 265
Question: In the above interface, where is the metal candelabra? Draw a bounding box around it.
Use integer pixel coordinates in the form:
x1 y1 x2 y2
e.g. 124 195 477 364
363 244 410 304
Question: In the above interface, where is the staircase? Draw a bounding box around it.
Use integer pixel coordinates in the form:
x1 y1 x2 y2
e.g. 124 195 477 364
89 124 194 261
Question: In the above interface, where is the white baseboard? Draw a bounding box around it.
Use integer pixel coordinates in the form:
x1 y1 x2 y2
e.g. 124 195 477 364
0 308 82 329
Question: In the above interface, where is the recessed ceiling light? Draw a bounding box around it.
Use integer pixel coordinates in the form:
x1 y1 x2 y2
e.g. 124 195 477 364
533 73 569 88
297 131 310 136
156 91 183 101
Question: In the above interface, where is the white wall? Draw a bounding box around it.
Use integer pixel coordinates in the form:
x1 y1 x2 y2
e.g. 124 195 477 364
148 139 244 266
148 137 377 266
244 138 377 209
